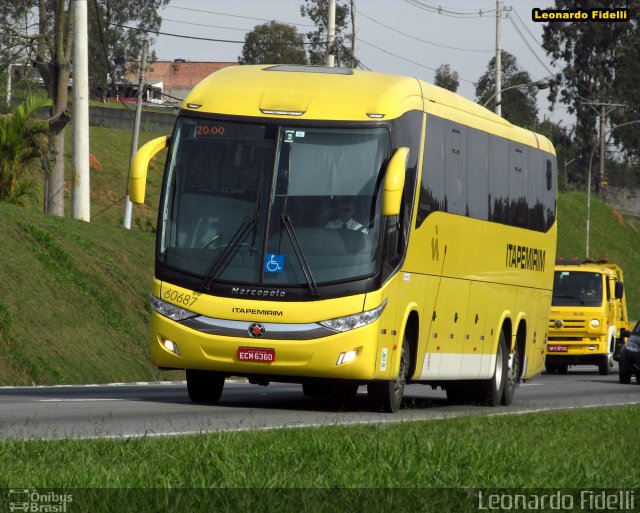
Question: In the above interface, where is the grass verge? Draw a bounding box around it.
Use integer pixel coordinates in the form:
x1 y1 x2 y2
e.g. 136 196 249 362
0 406 638 512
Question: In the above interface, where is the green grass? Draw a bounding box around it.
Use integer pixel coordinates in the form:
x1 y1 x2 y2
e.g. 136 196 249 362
557 192 640 318
0 202 174 384
0 407 637 511
0 124 171 385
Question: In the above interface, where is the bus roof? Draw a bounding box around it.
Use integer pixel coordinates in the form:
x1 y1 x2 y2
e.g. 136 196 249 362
182 64 554 153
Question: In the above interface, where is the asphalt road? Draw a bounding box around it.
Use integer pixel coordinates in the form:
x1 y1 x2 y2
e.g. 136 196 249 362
1 366 638 440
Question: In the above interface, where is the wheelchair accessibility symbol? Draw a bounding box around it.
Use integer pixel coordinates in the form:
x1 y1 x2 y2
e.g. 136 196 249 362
264 253 284 273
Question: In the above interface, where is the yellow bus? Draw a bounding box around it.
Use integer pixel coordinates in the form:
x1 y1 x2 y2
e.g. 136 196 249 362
130 65 557 412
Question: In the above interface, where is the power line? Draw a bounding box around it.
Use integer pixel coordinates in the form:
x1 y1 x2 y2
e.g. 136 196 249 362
161 17 253 33
110 23 318 45
164 5 315 28
356 37 475 84
511 8 547 52
404 0 496 18
356 8 492 53
117 22 476 84
505 11 555 76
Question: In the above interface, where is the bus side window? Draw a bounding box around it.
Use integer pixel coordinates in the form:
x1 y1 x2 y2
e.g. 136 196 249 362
383 215 401 266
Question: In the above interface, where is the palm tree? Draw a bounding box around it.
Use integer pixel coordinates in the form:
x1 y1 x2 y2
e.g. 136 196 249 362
0 96 52 205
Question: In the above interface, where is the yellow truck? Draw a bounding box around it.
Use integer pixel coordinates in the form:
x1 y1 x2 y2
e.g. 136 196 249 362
546 258 629 374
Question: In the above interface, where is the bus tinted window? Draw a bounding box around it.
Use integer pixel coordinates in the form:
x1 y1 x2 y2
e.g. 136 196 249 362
417 114 556 232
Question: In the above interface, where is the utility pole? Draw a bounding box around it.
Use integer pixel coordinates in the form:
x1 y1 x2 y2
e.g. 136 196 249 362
326 0 336 67
6 63 12 108
350 0 356 68
581 100 624 192
598 105 606 191
494 0 502 116
72 0 91 222
123 38 149 230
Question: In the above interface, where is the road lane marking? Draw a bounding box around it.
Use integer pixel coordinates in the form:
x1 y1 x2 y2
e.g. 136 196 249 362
37 398 125 402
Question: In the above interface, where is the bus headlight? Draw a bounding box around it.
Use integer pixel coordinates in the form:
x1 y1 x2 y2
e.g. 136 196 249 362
590 319 601 328
151 295 197 321
319 300 387 333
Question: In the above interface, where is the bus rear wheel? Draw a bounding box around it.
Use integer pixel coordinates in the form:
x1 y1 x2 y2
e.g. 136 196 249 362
368 335 409 413
186 369 225 404
477 331 508 406
501 345 520 406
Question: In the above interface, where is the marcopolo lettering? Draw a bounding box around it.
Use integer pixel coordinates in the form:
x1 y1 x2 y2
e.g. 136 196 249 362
505 244 546 272
232 307 283 317
231 287 286 298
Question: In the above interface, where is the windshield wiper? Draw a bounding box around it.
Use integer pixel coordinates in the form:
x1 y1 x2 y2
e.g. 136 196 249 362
200 216 255 291
281 215 319 297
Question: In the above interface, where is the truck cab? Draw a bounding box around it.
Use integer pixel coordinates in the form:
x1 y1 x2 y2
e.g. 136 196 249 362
546 258 629 375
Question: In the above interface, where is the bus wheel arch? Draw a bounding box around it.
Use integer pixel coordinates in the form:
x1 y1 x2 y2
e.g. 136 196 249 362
367 310 418 413
403 311 419 381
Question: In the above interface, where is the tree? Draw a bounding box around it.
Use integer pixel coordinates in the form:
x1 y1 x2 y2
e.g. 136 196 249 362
0 96 51 205
300 0 356 67
0 0 167 216
542 0 640 180
475 50 539 129
239 21 308 65
434 64 459 92
89 0 167 99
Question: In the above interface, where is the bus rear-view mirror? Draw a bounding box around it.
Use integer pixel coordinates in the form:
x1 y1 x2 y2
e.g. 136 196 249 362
129 136 170 204
382 147 409 216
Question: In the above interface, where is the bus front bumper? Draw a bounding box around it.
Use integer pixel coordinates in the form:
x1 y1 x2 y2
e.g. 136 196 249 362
150 312 381 381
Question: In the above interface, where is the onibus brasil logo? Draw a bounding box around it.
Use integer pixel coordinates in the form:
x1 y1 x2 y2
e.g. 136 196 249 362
7 489 73 512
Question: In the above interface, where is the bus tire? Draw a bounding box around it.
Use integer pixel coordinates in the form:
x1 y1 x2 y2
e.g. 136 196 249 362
557 363 569 374
186 369 225 404
619 369 631 384
477 331 508 406
445 383 469 405
545 361 557 374
302 382 330 398
331 382 359 400
501 345 520 406
598 354 611 376
303 381 358 400
368 334 409 413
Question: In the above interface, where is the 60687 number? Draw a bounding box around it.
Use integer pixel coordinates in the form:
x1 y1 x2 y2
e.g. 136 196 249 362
163 289 198 307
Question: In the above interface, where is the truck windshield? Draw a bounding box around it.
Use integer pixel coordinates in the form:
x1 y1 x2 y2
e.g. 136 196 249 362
552 271 603 307
158 117 389 288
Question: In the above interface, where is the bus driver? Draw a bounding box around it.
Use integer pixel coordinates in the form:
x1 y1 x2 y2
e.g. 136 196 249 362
325 199 367 232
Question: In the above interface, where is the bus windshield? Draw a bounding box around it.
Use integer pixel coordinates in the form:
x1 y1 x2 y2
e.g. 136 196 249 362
552 271 603 307
159 117 389 288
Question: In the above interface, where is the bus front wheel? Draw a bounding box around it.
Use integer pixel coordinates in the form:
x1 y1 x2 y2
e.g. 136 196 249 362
186 369 225 404
368 335 409 413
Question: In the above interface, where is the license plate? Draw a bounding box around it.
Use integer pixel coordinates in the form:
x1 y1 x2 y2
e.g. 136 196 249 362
237 347 275 362
548 344 568 352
